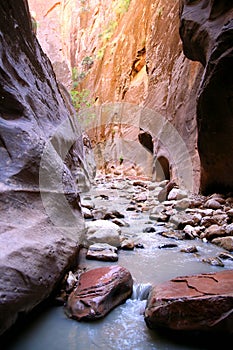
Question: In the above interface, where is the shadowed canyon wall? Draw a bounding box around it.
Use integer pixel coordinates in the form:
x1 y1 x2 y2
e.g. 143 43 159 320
180 0 233 194
0 0 94 335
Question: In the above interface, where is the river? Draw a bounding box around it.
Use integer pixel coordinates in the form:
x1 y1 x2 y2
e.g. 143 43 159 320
3 177 233 349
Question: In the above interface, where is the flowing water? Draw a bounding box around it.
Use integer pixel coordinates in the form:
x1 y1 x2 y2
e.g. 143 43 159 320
2 179 233 349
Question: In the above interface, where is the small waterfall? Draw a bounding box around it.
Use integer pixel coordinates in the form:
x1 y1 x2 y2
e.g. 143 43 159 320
131 282 152 301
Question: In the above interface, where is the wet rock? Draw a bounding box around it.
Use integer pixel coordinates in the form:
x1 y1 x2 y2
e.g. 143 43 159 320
167 188 188 201
226 208 233 219
120 239 135 250
169 212 194 229
66 271 78 292
91 207 107 220
212 236 233 252
145 270 233 333
158 243 178 249
218 252 233 261
159 230 185 241
180 246 198 253
143 227 156 233
86 243 118 262
104 210 125 219
204 199 222 210
66 266 133 321
83 220 121 248
183 225 199 239
134 193 147 202
157 181 177 202
201 224 226 240
135 243 145 249
112 218 130 227
149 213 168 222
81 199 95 210
225 223 233 235
174 198 190 210
202 257 224 267
82 207 94 220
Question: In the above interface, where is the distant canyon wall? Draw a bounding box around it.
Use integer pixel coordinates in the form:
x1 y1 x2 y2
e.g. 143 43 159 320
28 0 232 193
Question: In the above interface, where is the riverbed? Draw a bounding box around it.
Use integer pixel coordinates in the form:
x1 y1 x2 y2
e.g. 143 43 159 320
3 176 233 350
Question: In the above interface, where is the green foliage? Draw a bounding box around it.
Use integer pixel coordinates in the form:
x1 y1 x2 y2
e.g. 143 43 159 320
81 56 94 68
70 89 93 111
97 46 106 60
113 0 131 15
100 20 118 41
157 7 163 17
71 67 86 87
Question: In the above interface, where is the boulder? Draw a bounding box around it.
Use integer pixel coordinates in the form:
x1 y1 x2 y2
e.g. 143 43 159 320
212 237 233 252
86 243 118 262
83 220 121 247
145 270 233 333
66 266 133 321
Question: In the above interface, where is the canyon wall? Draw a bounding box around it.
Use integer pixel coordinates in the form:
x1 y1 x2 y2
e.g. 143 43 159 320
28 0 202 192
27 0 233 193
0 0 93 335
180 0 233 194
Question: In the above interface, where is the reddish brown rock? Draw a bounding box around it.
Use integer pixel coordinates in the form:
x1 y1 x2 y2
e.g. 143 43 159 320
145 270 233 333
67 265 133 321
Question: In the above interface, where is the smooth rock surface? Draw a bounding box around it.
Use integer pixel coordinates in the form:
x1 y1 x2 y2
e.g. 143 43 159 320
145 270 233 333
66 265 133 321
83 220 122 247
86 243 118 262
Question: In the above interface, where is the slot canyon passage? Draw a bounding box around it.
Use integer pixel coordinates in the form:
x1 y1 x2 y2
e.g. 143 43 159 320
0 0 233 349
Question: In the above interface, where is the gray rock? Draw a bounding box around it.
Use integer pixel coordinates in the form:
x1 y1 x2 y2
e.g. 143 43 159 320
83 220 121 247
86 243 118 262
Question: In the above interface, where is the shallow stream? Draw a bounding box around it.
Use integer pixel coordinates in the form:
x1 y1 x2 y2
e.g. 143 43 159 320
3 178 233 350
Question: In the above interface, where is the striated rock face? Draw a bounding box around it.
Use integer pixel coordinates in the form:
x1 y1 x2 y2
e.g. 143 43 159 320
179 0 233 194
66 265 133 321
145 270 233 333
0 0 94 335
28 0 203 192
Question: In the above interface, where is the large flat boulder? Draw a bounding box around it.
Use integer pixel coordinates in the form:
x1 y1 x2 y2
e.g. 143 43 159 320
145 270 233 333
66 266 133 321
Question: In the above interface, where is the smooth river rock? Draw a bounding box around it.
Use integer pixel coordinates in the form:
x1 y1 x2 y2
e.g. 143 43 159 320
83 220 122 247
145 270 233 333
67 265 133 321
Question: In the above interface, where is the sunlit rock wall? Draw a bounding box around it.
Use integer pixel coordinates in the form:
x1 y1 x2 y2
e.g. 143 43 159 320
28 0 203 192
